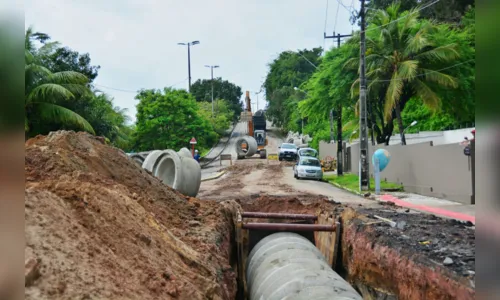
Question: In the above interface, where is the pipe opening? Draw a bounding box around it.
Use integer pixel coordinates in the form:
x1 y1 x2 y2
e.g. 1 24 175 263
155 156 176 187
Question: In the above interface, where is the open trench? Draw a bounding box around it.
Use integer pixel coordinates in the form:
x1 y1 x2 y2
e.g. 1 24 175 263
220 194 476 300
199 162 476 300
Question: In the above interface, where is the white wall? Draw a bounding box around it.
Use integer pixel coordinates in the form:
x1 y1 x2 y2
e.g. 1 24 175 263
350 128 474 146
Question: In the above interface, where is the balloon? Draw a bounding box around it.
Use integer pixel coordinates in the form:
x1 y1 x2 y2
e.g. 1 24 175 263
372 149 391 172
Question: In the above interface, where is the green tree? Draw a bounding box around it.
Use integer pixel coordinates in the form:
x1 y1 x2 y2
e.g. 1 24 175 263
366 0 475 23
264 48 323 129
133 88 216 151
190 78 243 120
348 3 464 145
25 26 94 138
39 46 100 82
197 99 233 135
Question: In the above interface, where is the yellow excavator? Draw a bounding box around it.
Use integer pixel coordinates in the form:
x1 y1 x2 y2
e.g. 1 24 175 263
241 91 268 158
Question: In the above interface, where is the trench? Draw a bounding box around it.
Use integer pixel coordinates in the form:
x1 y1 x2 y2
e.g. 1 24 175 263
227 195 475 300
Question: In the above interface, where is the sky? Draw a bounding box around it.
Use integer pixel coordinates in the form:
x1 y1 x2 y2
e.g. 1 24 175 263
25 0 358 123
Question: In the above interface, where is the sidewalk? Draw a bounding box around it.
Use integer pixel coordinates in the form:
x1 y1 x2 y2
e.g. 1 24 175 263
373 191 475 224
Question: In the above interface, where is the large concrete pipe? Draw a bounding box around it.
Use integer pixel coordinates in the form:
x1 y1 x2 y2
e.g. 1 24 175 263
152 149 201 197
246 232 362 300
236 135 258 158
129 153 145 166
142 150 163 172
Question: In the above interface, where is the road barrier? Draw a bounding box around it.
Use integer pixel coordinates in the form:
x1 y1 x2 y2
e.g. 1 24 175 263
267 153 278 161
220 154 232 166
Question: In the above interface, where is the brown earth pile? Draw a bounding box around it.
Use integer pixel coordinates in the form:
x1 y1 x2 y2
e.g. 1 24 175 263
25 131 239 300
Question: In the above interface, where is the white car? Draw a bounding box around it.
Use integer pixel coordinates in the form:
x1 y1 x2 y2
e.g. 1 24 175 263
294 157 323 180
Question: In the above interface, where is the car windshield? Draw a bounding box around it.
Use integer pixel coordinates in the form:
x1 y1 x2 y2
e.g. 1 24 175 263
281 144 296 149
299 149 317 157
300 158 320 166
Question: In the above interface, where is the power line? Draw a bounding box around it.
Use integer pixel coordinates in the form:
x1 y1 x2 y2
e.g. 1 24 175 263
335 0 355 13
369 59 474 83
323 0 330 51
363 0 440 33
333 0 341 34
94 77 189 94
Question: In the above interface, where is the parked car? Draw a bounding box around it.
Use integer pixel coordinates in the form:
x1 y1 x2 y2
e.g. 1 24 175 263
294 156 323 180
296 147 318 161
278 143 298 161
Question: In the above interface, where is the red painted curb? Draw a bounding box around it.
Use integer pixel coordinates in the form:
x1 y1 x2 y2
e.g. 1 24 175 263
380 194 475 224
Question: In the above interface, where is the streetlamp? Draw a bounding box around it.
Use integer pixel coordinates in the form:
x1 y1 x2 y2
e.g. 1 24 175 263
204 65 219 117
401 120 418 145
178 40 200 92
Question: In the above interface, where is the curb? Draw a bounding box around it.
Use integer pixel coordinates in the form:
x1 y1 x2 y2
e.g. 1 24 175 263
327 181 475 224
201 170 227 182
329 182 364 196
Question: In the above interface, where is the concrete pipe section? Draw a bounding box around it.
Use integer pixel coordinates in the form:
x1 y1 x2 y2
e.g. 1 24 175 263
246 232 362 300
141 150 164 172
129 154 145 166
236 135 258 158
152 148 201 197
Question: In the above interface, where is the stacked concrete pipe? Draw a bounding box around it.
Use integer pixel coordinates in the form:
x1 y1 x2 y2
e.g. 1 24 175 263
236 135 258 158
247 232 362 300
140 148 201 197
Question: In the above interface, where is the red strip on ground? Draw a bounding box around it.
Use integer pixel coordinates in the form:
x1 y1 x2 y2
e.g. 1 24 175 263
380 194 475 224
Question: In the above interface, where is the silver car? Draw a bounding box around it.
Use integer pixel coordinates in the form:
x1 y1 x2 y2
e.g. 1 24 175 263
294 156 323 180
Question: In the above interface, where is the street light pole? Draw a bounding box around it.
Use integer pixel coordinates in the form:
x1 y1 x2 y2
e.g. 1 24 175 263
178 40 200 92
204 65 219 117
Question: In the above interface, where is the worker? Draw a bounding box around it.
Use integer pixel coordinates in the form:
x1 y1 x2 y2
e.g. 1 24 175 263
193 150 200 162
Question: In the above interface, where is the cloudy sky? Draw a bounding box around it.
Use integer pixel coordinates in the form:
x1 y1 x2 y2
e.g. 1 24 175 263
25 0 358 122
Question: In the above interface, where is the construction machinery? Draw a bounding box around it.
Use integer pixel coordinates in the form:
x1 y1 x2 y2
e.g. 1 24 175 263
240 91 268 159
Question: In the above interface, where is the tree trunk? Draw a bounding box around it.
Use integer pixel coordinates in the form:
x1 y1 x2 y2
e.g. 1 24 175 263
395 101 406 145
336 104 343 176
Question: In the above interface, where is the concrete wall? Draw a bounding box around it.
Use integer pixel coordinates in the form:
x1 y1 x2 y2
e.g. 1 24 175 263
319 141 338 160
346 142 473 204
350 127 475 146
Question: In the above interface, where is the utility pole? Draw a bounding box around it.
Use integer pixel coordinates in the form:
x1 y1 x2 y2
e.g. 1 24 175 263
324 32 353 48
204 65 219 117
178 40 200 92
324 32 352 176
358 0 370 191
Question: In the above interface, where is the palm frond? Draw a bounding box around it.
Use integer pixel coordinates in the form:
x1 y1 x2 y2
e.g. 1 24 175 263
44 71 89 85
398 60 418 80
59 84 92 97
415 44 460 62
419 68 458 88
27 83 75 104
384 71 404 120
30 102 95 134
412 80 440 111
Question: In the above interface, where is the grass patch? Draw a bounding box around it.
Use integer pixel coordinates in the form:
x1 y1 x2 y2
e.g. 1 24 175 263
323 173 403 192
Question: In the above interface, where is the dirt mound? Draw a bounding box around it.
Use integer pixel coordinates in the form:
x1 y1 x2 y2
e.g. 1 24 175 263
25 131 238 300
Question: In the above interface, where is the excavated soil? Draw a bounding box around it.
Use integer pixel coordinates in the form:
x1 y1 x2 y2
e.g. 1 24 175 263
340 206 475 300
238 195 335 215
25 131 239 300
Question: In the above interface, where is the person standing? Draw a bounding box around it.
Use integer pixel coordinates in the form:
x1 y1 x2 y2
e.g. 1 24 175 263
193 150 200 162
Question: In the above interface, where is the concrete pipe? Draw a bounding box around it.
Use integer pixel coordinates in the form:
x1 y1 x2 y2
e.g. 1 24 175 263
129 153 145 166
236 136 258 158
142 150 164 172
152 149 201 197
246 232 362 300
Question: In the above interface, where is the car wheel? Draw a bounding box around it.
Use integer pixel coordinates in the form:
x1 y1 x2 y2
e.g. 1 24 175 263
279 157 282 161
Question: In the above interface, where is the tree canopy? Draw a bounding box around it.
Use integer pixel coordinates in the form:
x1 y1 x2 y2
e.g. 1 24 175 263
190 78 243 120
133 88 217 151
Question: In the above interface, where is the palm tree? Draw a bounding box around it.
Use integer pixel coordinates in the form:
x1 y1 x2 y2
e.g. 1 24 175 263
348 3 460 144
25 26 95 137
